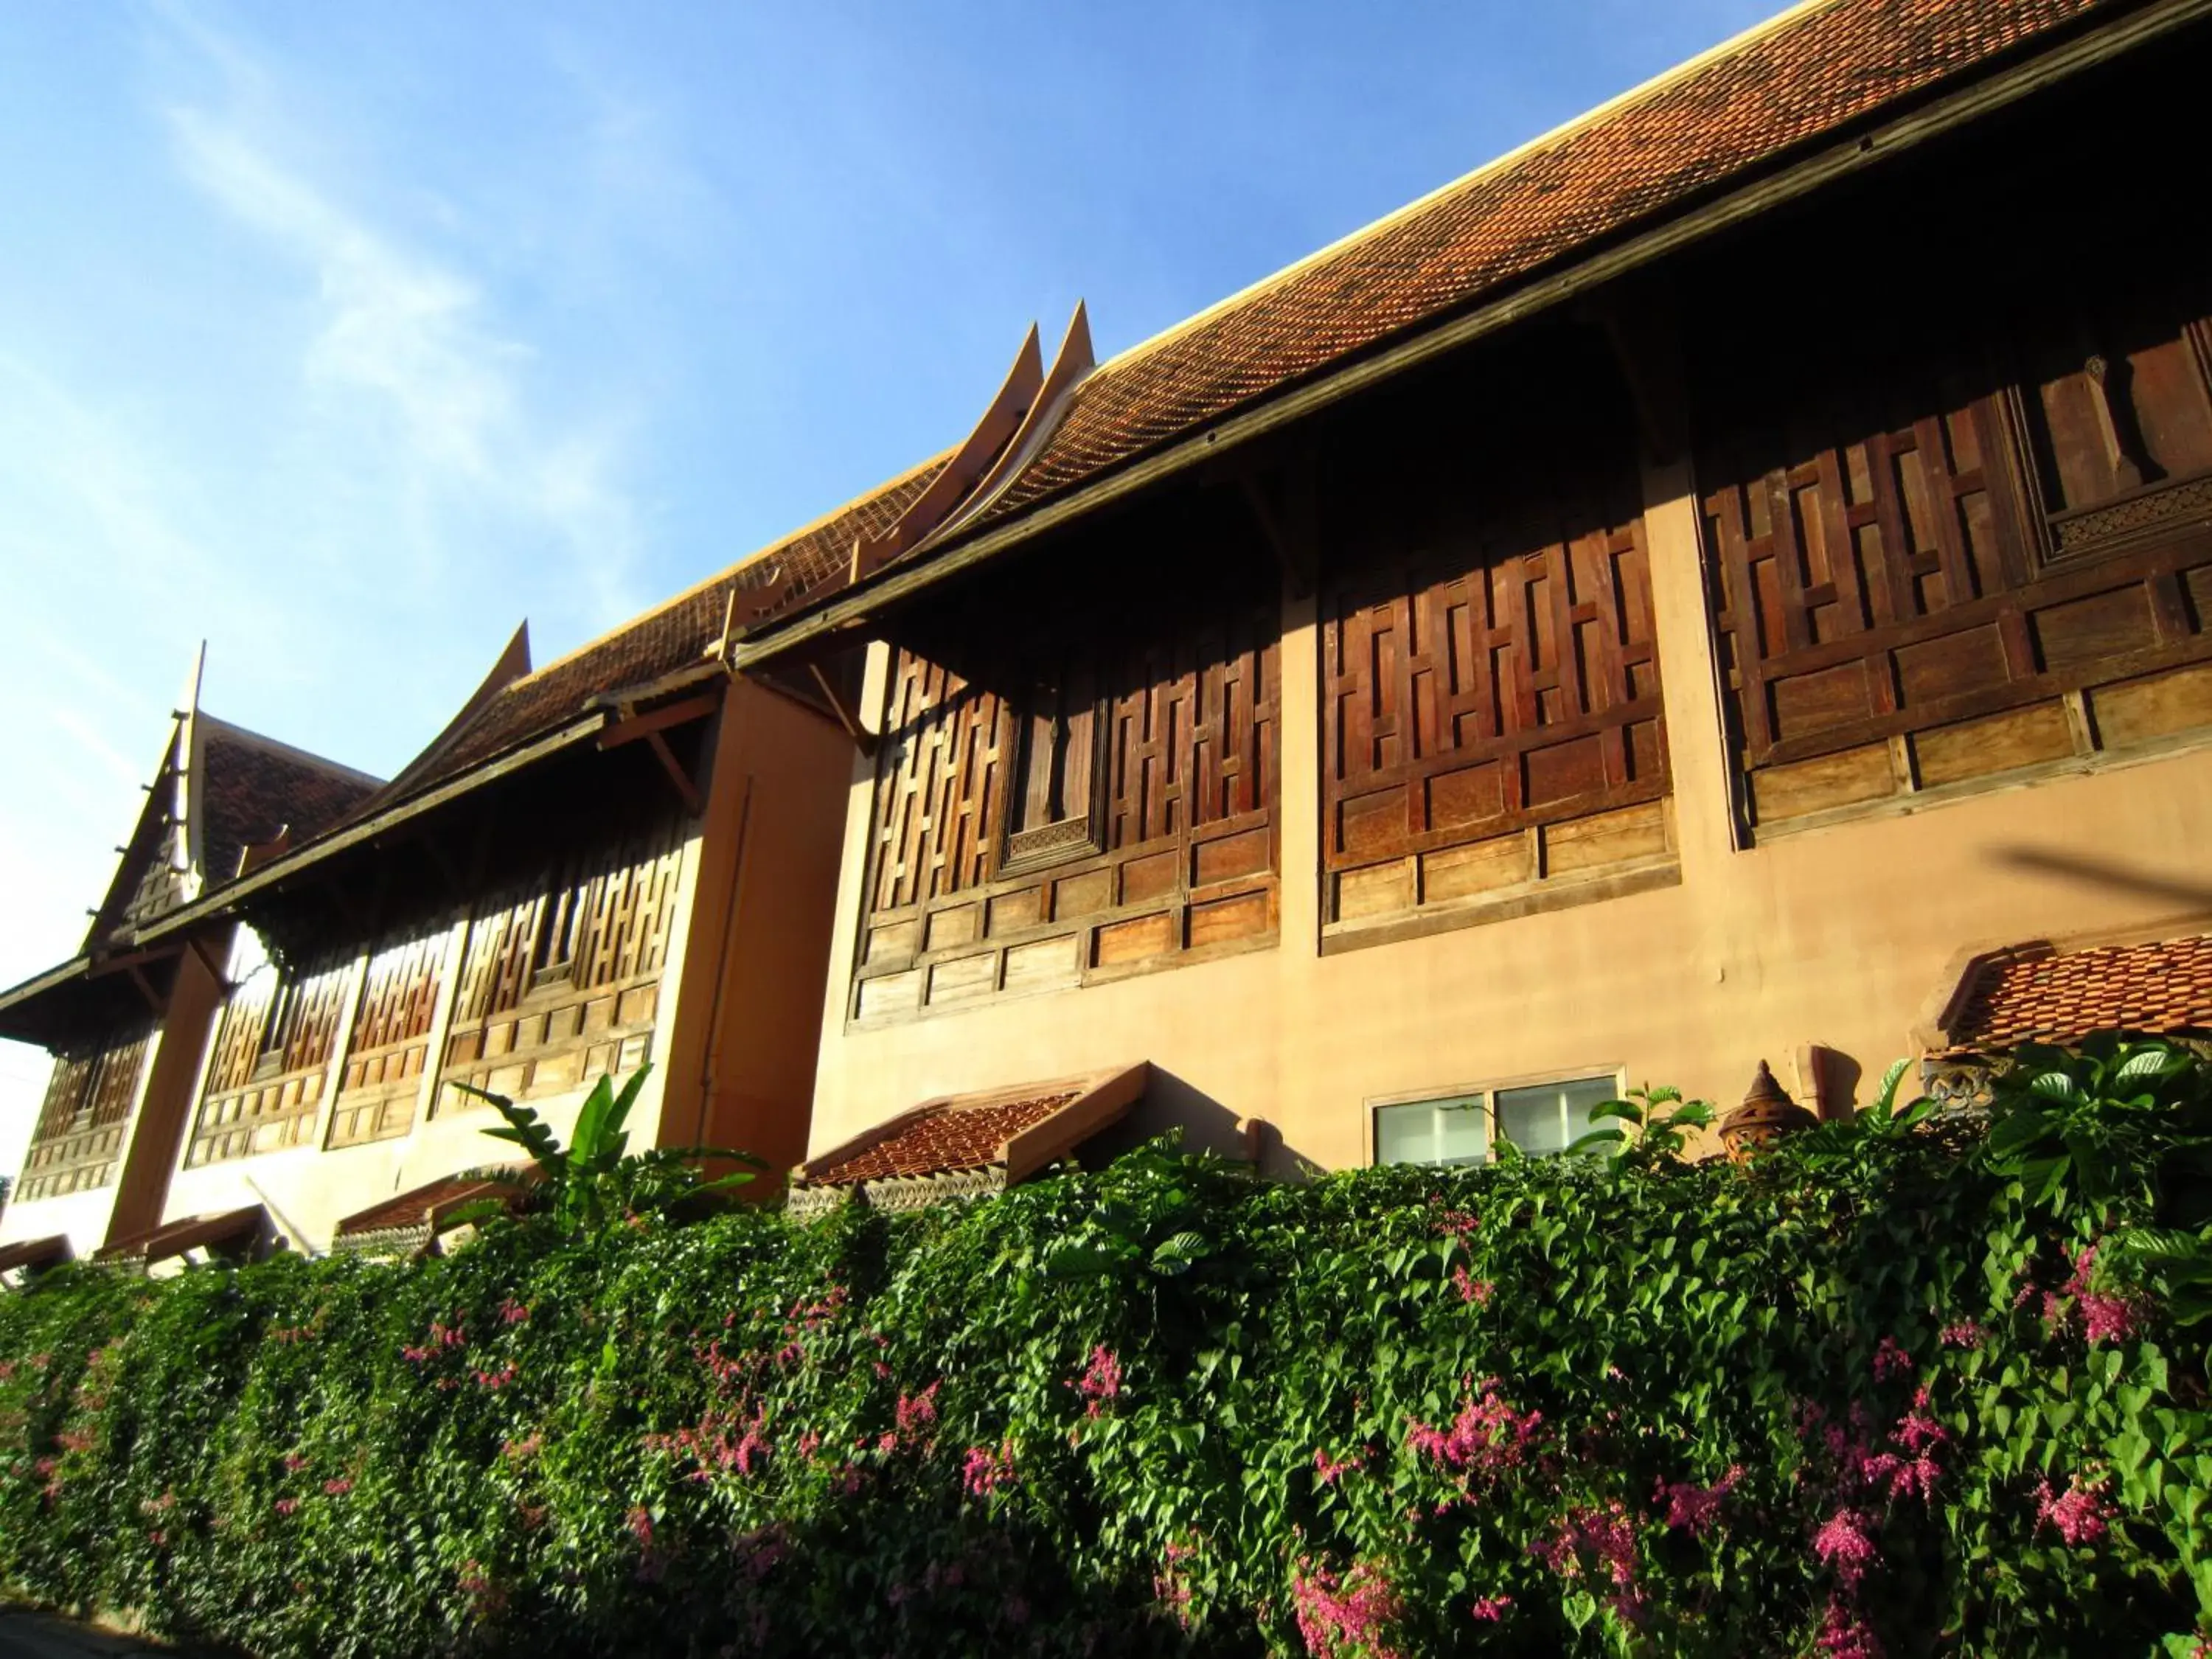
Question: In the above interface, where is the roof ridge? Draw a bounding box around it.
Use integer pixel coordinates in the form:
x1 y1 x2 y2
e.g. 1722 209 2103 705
1088 0 1842 380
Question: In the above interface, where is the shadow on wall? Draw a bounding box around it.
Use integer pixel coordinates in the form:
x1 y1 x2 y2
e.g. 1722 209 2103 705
1994 846 2212 911
1079 1068 1320 1183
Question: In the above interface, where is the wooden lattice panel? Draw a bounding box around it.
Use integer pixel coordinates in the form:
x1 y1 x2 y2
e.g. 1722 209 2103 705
327 928 449 1150
1323 492 1672 935
186 959 350 1169
18 1029 151 1202
1703 300 2212 835
855 613 1280 1024
435 818 685 1112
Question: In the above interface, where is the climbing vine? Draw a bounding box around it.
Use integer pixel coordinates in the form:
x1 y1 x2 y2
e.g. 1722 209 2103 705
2 1035 2211 1656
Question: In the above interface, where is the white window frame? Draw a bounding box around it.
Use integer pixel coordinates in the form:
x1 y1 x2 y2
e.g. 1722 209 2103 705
1366 1066 1627 1168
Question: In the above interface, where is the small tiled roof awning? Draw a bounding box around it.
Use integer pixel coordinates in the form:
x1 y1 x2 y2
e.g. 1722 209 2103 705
94 1206 265 1269
0 1236 70 1277
332 1171 526 1258
1932 933 2212 1056
789 1064 1149 1219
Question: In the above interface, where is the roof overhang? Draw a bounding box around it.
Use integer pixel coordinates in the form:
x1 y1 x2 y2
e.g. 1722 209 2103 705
331 1171 528 1259
788 1062 1149 1220
137 660 732 944
0 1236 71 1281
733 0 2208 671
134 712 608 943
0 945 183 1049
94 1205 266 1270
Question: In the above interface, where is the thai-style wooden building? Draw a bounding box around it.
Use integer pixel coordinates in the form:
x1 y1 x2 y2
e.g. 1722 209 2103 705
8 0 2212 1255
733 0 2212 1185
0 586 859 1260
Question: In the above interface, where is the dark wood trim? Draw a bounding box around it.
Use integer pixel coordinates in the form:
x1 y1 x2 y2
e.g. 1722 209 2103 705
1318 859 1681 956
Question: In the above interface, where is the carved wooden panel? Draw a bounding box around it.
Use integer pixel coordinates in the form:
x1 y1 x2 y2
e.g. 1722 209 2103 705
327 928 450 1150
1702 298 2212 835
855 611 1279 1023
186 955 351 1168
436 815 685 1111
1322 481 1672 936
18 1029 151 1202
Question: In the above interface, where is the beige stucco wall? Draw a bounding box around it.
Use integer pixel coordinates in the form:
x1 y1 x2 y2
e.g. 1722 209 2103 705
806 467 2212 1173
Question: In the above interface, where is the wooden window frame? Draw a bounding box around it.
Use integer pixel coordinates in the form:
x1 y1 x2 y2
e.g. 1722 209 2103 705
998 675 1110 877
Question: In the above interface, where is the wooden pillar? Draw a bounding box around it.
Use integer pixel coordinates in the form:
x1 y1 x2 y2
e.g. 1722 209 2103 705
1638 455 1739 886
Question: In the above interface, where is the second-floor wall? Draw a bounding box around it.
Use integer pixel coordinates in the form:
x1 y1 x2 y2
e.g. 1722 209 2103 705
807 63 2212 1166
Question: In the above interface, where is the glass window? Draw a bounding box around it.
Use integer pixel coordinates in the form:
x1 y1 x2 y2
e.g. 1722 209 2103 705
1374 1094 1489 1167
1373 1074 1620 1167
1495 1076 1618 1158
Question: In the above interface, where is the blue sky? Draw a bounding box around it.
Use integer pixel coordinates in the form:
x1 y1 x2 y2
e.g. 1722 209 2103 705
0 0 1776 1144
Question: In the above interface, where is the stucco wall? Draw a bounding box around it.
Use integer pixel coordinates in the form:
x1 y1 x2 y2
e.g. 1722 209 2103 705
805 466 2212 1174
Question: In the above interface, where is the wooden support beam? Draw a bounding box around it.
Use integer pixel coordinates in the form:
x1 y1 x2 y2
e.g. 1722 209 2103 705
598 693 720 751
1585 288 1689 465
125 964 164 1016
418 831 468 903
186 933 232 993
807 661 876 754
644 730 706 818
1237 457 1320 600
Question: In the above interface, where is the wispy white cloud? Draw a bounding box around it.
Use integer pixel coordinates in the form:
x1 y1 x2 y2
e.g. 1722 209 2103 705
152 10 649 627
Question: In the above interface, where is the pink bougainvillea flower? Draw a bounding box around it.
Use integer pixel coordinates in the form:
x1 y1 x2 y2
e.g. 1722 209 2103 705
1407 1382 1545 1484
322 1478 352 1496
1531 1500 1639 1590
1313 1446 1365 1485
1938 1320 1983 1349
1812 1509 1879 1588
1452 1265 1494 1305
1871 1338 1913 1382
962 1439 1018 1498
1469 1594 1512 1622
1292 1557 1405 1659
895 1380 940 1437
1430 1206 1480 1243
274 1497 300 1517
2034 1474 2112 1547
1069 1346 1123 1418
1655 1464 1743 1537
1816 1594 1884 1658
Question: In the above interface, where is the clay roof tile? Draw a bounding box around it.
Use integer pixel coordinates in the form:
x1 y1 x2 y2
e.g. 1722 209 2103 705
1946 934 2212 1051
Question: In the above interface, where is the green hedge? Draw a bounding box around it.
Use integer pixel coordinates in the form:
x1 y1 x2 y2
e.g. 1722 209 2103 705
5 1040 2212 1657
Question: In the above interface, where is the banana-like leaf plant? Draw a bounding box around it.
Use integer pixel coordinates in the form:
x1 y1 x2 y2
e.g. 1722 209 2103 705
451 1064 765 1234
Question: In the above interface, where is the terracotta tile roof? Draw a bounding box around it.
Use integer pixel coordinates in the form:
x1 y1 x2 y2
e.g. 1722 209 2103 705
198 719 381 884
1943 934 2212 1052
807 1091 1080 1186
370 455 947 802
333 1172 522 1241
950 0 2118 531
94 1205 265 1266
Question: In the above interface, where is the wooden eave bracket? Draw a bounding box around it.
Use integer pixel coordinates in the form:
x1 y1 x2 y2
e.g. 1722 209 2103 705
1582 288 1689 465
599 692 720 818
806 661 877 755
1237 453 1321 600
185 933 234 994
